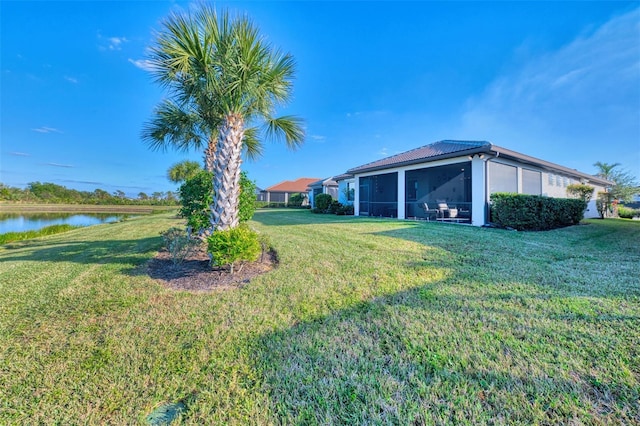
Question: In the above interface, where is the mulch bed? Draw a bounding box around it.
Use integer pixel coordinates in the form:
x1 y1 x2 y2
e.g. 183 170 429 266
147 244 277 291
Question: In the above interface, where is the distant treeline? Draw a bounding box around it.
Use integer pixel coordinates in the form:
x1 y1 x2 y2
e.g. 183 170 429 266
0 182 179 206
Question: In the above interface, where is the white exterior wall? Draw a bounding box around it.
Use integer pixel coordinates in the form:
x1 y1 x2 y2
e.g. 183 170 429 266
337 179 355 205
352 154 607 225
471 155 487 226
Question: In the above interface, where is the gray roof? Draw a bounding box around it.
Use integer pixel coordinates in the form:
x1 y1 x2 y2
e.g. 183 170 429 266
333 173 354 182
346 139 613 187
347 140 490 174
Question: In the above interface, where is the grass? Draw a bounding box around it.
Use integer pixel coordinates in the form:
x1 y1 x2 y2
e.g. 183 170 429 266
0 210 638 424
0 224 81 244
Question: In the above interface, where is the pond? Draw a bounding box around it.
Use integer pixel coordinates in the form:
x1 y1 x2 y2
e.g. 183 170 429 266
0 212 136 234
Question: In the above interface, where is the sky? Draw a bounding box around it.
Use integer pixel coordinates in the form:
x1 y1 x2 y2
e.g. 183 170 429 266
1 1 639 197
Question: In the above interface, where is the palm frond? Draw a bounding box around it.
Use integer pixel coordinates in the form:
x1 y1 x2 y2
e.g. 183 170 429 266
141 100 204 152
265 116 305 149
242 126 264 161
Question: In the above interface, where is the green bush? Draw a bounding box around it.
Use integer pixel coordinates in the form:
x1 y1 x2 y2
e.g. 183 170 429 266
618 205 640 219
178 170 213 233
336 204 354 215
287 193 305 207
207 224 260 274
328 200 342 214
238 172 257 222
161 227 199 266
490 193 586 231
314 193 333 212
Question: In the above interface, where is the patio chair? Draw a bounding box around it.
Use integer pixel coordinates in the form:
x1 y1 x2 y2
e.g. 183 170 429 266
422 203 438 221
436 200 458 219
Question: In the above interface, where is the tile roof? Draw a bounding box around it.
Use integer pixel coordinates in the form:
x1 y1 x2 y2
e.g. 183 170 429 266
347 140 490 174
265 177 321 192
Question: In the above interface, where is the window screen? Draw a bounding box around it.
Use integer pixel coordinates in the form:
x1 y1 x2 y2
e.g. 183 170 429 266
522 169 542 195
489 162 517 194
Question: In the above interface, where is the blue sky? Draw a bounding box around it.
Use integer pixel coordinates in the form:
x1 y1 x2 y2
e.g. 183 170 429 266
1 1 639 196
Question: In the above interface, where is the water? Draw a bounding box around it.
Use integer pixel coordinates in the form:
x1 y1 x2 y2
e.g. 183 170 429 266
0 212 134 234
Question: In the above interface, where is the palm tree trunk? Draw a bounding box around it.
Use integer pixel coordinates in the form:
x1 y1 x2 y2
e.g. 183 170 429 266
210 113 244 231
203 135 217 172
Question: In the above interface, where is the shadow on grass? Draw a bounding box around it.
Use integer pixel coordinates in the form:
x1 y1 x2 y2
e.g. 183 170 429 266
251 280 638 424
244 217 638 424
0 236 162 275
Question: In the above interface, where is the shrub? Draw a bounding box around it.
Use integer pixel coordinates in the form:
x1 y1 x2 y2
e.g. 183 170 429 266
336 204 354 215
288 193 305 207
314 193 333 212
490 193 586 231
207 224 260 274
618 205 640 219
328 200 342 214
178 170 213 233
311 207 323 214
161 227 199 266
238 172 257 222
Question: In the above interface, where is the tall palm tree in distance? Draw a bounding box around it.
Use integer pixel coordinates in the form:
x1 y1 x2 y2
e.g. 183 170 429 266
143 4 304 231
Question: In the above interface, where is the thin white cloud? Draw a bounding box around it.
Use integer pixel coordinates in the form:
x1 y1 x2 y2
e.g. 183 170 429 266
32 127 63 134
378 147 388 157
108 36 127 50
10 152 31 157
457 7 640 173
43 162 74 168
309 134 326 142
98 34 128 51
128 58 155 72
64 76 78 84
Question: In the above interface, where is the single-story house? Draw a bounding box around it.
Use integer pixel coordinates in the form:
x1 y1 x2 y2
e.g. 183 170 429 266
346 140 613 226
307 177 339 208
261 177 320 206
335 173 355 205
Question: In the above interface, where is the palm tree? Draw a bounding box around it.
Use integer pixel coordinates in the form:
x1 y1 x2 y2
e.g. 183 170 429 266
167 160 202 184
593 161 621 181
144 5 303 231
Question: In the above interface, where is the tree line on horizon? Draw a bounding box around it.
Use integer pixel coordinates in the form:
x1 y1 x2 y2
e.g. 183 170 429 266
0 182 178 205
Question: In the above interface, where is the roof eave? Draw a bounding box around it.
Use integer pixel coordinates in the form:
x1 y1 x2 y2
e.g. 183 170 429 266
347 146 488 175
490 145 614 186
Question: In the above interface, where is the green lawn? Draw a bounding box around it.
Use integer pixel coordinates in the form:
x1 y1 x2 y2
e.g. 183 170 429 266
0 210 638 424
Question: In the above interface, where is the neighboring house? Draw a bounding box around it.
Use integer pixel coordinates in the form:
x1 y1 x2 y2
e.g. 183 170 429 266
261 177 320 206
335 173 355 205
307 177 339 208
255 187 265 202
346 140 613 226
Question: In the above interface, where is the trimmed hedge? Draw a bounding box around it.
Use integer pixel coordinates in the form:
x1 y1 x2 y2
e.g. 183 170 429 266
490 193 586 231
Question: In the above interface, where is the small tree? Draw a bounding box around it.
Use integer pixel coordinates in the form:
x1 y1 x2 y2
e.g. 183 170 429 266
238 172 257 222
179 170 214 233
566 184 594 203
288 193 305 207
167 160 202 184
593 161 639 203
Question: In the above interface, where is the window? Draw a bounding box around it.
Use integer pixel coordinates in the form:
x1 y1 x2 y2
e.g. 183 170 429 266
489 162 517 194
346 181 355 201
522 169 542 195
548 173 554 185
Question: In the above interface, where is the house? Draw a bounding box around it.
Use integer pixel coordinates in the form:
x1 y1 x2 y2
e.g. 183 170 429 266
307 177 338 208
335 173 355 205
261 177 320 206
346 140 613 226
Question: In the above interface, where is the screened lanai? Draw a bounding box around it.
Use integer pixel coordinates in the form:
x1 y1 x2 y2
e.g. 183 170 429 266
405 162 472 223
